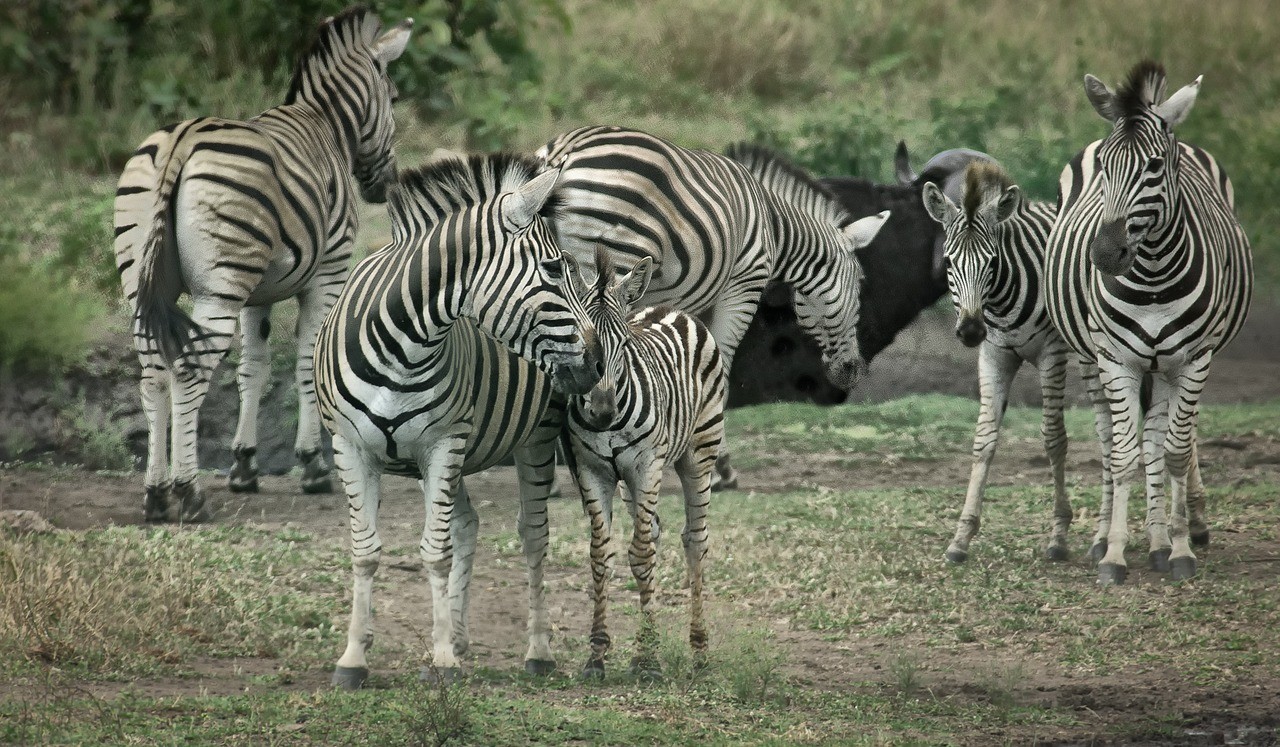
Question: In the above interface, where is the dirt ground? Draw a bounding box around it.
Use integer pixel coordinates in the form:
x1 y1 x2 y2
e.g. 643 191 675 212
2 305 1279 744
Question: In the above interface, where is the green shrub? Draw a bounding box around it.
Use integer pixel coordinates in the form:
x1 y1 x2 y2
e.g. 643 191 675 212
0 255 102 373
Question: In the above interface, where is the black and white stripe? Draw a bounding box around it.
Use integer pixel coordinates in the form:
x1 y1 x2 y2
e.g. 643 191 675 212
563 248 727 679
923 162 1077 563
1045 60 1253 584
538 128 887 487
314 153 603 686
113 6 412 521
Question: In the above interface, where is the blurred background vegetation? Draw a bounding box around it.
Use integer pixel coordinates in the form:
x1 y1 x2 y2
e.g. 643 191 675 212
1 0 1276 371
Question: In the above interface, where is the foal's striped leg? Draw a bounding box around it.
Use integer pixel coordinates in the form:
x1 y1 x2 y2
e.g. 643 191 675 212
577 462 619 680
677 430 719 658
625 464 665 678
1038 342 1071 561
946 344 1021 563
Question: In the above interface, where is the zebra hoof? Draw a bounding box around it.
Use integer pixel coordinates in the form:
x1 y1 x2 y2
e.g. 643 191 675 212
143 484 171 523
228 448 259 493
420 666 462 685
1089 541 1108 563
300 451 334 494
331 666 369 690
710 473 738 492
1190 530 1211 548
581 659 606 681
227 474 259 493
944 547 968 565
301 475 333 495
1097 562 1128 586
628 660 663 682
174 481 212 523
1044 544 1070 562
524 659 557 677
1170 556 1197 581
1149 548 1172 573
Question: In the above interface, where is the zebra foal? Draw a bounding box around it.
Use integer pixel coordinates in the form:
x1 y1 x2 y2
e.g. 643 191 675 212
113 6 412 521
1045 61 1252 584
922 163 1075 563
564 248 728 680
314 153 602 687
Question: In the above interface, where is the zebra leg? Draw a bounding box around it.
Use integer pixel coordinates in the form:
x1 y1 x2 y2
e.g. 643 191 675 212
446 479 479 658
1095 356 1145 585
229 304 272 493
576 459 619 680
1142 377 1173 572
417 435 466 682
677 429 719 662
332 434 382 690
1187 441 1210 547
514 438 559 676
702 296 758 493
1039 344 1072 562
138 360 173 522
946 344 1020 564
1083 363 1116 562
168 298 241 522
625 466 664 680
294 289 335 494
1166 354 1212 581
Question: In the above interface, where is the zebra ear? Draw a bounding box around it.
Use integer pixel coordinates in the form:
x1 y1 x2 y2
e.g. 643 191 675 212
372 19 414 64
994 185 1020 223
503 169 560 229
921 182 955 226
614 256 653 307
1155 75 1202 127
1084 74 1119 122
843 210 890 250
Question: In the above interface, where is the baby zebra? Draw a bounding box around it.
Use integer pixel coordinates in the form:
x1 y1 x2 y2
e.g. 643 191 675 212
922 163 1075 563
564 248 728 680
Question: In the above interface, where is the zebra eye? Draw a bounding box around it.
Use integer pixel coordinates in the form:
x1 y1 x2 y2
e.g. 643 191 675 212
1146 156 1164 173
541 257 566 282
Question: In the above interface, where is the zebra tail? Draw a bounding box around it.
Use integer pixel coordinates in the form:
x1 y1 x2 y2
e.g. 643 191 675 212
134 139 201 366
555 422 590 515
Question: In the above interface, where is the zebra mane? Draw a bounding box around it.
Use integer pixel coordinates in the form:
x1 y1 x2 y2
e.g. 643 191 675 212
592 245 614 302
285 5 381 106
387 152 546 242
724 143 853 227
1114 59 1168 129
961 162 1015 221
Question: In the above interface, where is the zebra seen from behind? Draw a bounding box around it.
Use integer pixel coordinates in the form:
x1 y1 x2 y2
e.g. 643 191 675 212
313 154 603 688
563 248 728 681
922 162 1079 563
539 128 888 487
113 6 412 521
1045 60 1252 584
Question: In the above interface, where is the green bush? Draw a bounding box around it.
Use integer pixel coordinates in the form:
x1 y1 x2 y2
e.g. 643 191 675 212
0 255 102 373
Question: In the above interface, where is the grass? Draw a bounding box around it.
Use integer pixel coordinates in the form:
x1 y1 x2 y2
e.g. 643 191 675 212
3 395 1278 743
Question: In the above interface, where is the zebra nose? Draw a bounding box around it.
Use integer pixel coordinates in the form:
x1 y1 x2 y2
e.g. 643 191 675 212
956 315 987 348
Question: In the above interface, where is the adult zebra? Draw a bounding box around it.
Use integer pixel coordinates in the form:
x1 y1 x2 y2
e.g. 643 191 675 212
113 6 412 521
921 163 1076 563
1045 60 1252 584
314 153 603 688
538 128 889 486
564 249 727 681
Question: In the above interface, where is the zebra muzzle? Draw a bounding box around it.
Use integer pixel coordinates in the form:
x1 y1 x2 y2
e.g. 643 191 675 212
1089 218 1135 276
955 314 987 348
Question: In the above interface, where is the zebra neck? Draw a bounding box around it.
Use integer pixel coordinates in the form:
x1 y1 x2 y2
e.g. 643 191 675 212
767 198 841 287
285 88 368 168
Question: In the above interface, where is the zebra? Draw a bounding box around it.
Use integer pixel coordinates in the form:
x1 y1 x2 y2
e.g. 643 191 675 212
1045 60 1252 584
921 162 1076 563
313 153 604 688
563 248 727 680
538 128 889 487
112 6 412 522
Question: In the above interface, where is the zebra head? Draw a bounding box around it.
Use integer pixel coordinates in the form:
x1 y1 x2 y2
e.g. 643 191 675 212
1083 60 1202 276
922 163 1022 348
287 7 414 205
472 169 604 395
791 210 890 389
572 247 653 429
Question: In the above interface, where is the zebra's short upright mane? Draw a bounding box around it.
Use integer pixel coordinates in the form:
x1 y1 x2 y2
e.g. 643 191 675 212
285 5 381 106
388 153 545 242
724 143 852 227
962 162 1015 221
1114 59 1168 129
